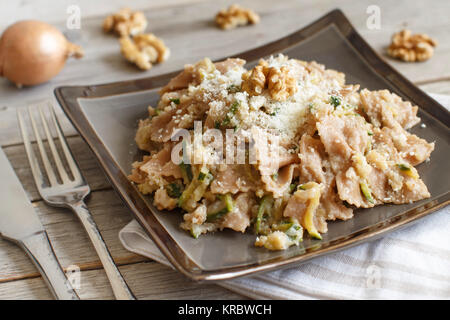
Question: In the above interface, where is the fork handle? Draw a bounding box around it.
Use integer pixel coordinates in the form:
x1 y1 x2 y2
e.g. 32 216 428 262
19 231 80 300
69 200 136 300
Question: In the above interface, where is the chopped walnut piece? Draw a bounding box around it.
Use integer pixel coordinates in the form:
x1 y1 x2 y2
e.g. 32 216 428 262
387 29 437 62
120 33 170 70
241 59 297 101
103 8 148 37
215 4 260 30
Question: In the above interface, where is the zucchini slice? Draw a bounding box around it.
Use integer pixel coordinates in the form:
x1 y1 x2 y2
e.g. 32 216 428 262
396 163 419 179
284 221 303 244
360 180 375 204
179 162 193 183
295 182 322 240
206 194 234 222
288 183 297 194
190 224 202 239
165 182 183 199
255 195 274 234
272 221 293 232
179 167 213 211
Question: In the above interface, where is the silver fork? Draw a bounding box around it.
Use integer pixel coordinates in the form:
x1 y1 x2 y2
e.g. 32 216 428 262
17 103 135 300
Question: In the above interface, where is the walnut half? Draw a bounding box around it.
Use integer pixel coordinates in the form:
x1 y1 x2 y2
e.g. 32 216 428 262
103 8 148 37
387 29 437 62
120 33 170 70
267 66 297 102
215 4 260 30
241 60 297 102
241 64 267 96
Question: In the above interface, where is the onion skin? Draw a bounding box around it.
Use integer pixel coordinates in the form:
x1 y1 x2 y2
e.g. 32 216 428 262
0 20 83 87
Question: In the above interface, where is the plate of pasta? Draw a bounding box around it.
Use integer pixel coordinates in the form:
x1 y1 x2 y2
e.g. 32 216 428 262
56 10 450 281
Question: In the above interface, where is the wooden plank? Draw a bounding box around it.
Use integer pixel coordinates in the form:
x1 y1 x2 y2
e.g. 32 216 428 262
0 0 207 30
1 0 449 116
419 80 450 95
0 101 78 148
0 262 245 300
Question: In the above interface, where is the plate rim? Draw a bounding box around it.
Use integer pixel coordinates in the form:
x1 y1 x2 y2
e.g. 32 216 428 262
55 9 450 282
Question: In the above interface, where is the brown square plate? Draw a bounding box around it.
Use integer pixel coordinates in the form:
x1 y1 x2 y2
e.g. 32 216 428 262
55 9 450 281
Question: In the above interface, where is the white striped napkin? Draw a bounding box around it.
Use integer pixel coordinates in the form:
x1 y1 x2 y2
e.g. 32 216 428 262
119 93 450 300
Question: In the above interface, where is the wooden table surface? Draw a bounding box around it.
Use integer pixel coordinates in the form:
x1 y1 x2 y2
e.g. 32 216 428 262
0 0 449 300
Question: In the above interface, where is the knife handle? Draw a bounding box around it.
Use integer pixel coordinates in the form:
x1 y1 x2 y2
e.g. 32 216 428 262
69 200 136 300
19 231 80 300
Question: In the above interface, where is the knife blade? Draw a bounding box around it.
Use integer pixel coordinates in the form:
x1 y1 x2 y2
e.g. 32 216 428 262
0 148 43 241
0 147 79 300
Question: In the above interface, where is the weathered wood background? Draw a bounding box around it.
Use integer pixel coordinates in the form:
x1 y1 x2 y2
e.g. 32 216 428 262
0 0 449 299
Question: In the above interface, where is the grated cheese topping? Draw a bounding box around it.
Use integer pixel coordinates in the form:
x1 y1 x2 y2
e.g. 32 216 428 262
188 54 345 144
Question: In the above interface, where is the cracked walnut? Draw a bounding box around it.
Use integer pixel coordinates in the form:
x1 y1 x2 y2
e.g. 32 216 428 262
242 60 297 101
215 4 260 30
103 8 148 37
120 33 170 70
387 29 437 62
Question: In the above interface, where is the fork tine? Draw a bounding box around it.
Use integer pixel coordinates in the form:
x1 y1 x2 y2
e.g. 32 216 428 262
38 104 71 184
17 109 47 191
49 103 82 182
27 106 59 186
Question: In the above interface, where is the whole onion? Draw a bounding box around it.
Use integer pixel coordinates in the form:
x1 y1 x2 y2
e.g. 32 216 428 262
0 20 84 87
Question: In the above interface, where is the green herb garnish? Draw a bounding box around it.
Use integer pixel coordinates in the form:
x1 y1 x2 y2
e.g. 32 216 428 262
230 101 239 114
170 98 180 105
221 116 231 126
269 107 280 116
330 96 341 107
219 101 240 128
